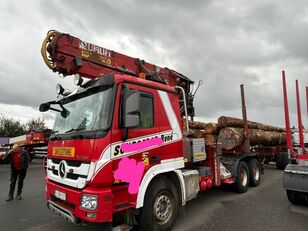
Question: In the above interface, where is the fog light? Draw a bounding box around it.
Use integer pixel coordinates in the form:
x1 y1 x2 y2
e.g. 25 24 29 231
86 213 96 219
80 194 98 210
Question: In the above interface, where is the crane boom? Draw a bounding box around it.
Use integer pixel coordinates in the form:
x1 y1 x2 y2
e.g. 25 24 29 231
41 30 196 118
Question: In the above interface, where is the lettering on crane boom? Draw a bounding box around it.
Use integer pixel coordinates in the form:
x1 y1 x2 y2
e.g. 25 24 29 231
113 131 175 158
81 50 112 65
79 40 112 57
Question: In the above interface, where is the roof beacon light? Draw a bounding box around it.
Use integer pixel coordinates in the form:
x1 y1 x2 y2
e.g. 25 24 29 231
56 84 65 95
74 74 83 86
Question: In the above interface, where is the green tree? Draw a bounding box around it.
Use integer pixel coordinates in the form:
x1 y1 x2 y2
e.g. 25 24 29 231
0 114 26 137
25 118 48 132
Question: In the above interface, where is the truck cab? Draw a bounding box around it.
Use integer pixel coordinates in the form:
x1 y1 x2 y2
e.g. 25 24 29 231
43 73 185 225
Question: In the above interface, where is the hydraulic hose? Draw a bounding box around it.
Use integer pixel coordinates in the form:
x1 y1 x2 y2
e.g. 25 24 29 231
41 30 59 70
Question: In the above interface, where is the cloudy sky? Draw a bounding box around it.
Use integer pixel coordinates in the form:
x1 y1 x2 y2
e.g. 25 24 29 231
0 0 308 129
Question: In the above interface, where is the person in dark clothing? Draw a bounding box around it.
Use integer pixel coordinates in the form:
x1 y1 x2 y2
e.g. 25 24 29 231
0 143 30 201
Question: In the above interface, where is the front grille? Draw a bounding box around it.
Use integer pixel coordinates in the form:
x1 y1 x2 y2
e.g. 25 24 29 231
67 173 87 180
51 159 85 167
47 158 91 189
49 169 86 180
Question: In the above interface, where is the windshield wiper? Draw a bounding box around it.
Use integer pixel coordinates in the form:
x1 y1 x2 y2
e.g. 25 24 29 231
64 117 87 134
64 127 84 133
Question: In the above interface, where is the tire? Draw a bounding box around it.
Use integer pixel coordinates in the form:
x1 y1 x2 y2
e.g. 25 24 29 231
276 152 288 170
234 161 250 193
139 177 179 231
286 190 305 205
247 159 261 187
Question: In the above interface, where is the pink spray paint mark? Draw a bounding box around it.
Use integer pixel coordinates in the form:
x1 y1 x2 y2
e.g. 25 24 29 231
121 137 163 153
114 156 145 194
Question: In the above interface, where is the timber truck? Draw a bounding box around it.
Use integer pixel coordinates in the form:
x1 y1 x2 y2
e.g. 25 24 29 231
40 30 262 230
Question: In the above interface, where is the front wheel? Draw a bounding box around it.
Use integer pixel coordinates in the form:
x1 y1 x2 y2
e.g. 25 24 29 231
139 177 179 231
234 161 250 193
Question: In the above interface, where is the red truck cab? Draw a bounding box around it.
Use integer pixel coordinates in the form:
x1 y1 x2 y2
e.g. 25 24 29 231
44 74 184 225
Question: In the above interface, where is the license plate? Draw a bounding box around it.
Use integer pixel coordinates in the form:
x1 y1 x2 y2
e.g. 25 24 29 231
55 190 66 201
52 147 75 157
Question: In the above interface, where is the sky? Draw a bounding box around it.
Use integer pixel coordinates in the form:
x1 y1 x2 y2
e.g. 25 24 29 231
0 0 308 129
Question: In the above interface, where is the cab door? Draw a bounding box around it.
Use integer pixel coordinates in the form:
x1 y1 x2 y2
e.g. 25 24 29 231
110 83 161 165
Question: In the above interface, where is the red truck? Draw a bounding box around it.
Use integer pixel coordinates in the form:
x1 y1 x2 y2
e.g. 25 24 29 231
40 30 262 230
1 130 50 162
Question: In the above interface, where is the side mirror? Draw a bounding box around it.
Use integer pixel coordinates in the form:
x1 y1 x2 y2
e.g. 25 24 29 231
123 90 140 128
39 103 50 112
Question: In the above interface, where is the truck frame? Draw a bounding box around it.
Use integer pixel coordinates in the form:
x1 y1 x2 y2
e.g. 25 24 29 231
40 30 264 230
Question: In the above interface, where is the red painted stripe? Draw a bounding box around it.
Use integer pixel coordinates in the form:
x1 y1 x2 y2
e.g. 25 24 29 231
297 154 308 160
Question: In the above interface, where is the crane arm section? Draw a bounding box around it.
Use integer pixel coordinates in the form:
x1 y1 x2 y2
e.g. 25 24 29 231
41 30 196 118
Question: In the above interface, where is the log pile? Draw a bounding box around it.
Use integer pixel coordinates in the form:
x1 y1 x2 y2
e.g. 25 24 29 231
183 116 286 150
204 134 218 145
186 120 207 129
183 120 219 145
204 123 219 134
218 127 286 150
183 128 204 138
218 116 285 132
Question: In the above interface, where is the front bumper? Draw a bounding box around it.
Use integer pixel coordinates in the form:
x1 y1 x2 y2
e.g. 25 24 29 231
283 164 308 192
46 178 113 223
47 200 81 224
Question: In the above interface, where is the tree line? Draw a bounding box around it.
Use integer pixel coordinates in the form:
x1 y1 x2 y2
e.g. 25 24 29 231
0 114 48 137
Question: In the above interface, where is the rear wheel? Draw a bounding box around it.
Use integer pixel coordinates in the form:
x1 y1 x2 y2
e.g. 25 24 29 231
139 177 179 231
276 152 288 170
247 158 261 187
234 161 249 193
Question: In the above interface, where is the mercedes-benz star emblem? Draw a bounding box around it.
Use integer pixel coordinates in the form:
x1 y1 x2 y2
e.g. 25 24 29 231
59 161 66 179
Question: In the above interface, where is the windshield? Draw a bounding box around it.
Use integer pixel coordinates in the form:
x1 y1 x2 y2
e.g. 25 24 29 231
52 87 113 134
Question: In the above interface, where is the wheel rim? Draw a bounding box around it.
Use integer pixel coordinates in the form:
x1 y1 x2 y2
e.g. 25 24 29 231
253 165 260 182
153 192 173 225
240 169 248 186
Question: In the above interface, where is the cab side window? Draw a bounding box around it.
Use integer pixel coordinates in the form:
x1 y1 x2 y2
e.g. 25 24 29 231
139 93 154 128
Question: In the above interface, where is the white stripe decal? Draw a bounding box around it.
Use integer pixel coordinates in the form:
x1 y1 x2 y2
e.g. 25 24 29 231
136 157 185 208
92 90 182 179
158 90 182 139
92 131 182 178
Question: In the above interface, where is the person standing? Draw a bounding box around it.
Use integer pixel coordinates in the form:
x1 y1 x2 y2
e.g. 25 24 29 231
0 143 30 201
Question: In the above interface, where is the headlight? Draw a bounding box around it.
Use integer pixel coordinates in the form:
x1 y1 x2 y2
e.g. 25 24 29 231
80 194 98 210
